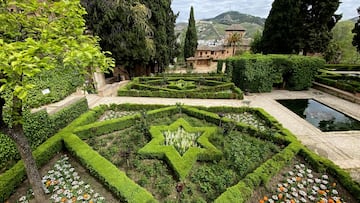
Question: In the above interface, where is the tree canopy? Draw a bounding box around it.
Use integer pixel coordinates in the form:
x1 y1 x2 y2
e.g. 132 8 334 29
260 0 341 55
140 0 179 71
353 7 360 53
184 6 198 60
81 0 154 68
0 0 113 201
261 0 302 54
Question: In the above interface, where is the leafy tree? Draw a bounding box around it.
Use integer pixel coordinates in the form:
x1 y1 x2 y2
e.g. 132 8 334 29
140 0 179 72
184 6 198 60
0 0 113 202
81 0 154 74
300 0 341 55
353 7 360 53
261 0 302 54
250 30 262 54
324 40 341 63
330 20 360 64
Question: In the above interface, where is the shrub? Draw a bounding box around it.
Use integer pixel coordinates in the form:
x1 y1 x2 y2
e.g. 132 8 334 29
227 54 325 92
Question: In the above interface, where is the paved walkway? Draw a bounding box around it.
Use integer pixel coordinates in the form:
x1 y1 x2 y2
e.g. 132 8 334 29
52 89 360 182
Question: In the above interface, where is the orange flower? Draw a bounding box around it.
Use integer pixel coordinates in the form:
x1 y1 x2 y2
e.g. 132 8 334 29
290 200 295 203
279 186 285 192
296 176 302 182
83 193 89 199
61 197 67 202
263 196 268 201
332 182 337 187
89 200 94 203
259 200 265 203
336 200 342 203
72 196 77 203
319 199 326 203
45 180 51 187
278 193 283 199
318 190 326 195
328 199 335 203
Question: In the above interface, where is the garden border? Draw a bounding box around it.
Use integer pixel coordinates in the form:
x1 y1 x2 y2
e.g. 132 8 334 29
1 103 359 202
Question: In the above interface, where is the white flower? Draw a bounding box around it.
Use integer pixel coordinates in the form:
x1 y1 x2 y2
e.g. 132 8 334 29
320 184 327 190
322 175 329 180
272 195 278 200
332 189 339 195
300 197 307 202
19 196 27 201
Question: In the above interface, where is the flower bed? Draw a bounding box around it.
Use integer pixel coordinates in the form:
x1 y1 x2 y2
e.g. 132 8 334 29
251 157 356 203
18 155 106 203
223 112 271 131
98 110 138 121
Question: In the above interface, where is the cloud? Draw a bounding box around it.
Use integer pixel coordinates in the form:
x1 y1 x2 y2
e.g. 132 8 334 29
172 0 359 22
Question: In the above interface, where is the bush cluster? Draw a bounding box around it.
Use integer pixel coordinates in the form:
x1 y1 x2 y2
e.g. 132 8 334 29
225 54 325 92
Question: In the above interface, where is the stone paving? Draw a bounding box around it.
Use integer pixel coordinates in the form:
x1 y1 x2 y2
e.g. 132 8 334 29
50 88 360 182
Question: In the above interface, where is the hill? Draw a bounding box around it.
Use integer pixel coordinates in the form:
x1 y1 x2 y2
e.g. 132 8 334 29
203 11 266 26
175 11 264 41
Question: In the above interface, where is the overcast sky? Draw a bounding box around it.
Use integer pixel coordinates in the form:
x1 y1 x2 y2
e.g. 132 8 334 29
172 0 359 22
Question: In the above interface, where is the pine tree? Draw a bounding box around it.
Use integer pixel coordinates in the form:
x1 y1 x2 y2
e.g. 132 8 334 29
184 6 198 60
353 7 360 53
261 0 302 54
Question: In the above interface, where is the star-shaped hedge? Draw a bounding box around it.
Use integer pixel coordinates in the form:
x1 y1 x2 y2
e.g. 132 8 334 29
138 118 222 180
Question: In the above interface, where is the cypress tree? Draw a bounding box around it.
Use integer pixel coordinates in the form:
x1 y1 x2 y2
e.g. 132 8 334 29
184 6 198 60
300 0 341 55
261 0 302 54
261 0 341 55
353 7 360 53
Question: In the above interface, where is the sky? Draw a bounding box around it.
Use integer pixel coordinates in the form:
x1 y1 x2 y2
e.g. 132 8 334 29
172 0 359 22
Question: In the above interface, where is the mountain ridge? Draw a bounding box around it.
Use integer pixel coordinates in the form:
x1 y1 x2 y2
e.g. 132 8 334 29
203 11 266 26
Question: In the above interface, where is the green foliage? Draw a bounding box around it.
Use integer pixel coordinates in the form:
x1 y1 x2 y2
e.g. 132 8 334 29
315 72 360 93
81 0 154 69
140 0 179 71
353 7 360 53
250 31 262 54
184 6 198 60
228 54 325 92
64 134 155 202
0 133 64 202
261 0 341 54
0 98 88 171
118 75 243 99
261 0 302 54
329 20 360 64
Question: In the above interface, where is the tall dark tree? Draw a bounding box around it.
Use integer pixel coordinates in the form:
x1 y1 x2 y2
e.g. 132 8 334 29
184 6 198 60
261 0 302 54
81 0 154 69
353 7 360 53
300 0 341 55
140 0 179 72
261 0 341 55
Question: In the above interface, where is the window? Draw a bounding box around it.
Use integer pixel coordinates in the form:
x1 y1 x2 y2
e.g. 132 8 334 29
211 51 214 55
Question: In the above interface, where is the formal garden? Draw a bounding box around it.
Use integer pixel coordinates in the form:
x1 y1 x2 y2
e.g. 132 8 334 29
1 54 360 202
1 101 359 202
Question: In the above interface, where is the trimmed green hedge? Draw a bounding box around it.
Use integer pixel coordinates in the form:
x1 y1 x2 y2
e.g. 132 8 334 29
325 64 360 71
118 76 243 99
315 71 360 93
0 98 88 172
64 134 155 202
226 54 325 92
